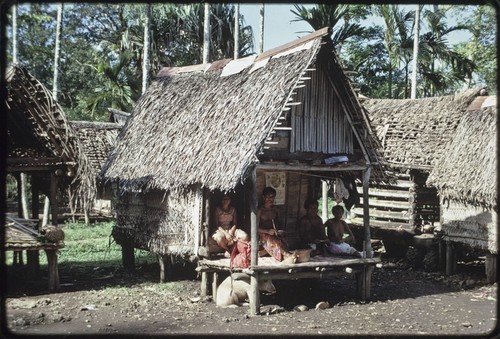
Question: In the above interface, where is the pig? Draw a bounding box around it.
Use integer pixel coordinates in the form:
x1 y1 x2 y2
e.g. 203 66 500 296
215 273 276 307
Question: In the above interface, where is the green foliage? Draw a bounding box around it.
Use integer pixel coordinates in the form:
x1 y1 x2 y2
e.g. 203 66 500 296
451 4 497 92
10 221 156 268
291 4 371 53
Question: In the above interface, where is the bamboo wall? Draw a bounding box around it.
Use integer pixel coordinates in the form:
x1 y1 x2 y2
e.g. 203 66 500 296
441 201 497 254
114 188 197 256
264 59 354 155
351 171 440 232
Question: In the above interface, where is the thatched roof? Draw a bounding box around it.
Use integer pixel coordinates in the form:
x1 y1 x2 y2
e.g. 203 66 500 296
100 28 386 193
427 97 497 209
107 108 130 125
5 66 95 210
361 88 483 171
69 121 122 177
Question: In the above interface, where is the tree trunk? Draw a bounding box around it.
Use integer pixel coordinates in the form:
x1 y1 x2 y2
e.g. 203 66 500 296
258 3 265 54
410 4 420 99
20 173 30 219
203 3 210 64
12 4 18 64
142 3 151 94
234 3 239 60
53 3 63 101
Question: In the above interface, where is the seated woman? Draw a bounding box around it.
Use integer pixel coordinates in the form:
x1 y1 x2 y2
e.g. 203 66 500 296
210 194 238 256
296 198 329 255
257 187 294 262
215 194 237 231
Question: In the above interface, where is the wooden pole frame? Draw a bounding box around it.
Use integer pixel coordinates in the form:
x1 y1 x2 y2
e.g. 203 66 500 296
249 166 260 315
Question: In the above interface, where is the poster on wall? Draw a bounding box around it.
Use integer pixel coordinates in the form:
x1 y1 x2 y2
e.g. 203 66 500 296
265 172 286 205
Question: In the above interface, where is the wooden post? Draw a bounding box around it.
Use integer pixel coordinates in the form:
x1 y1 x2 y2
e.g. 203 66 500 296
29 176 41 277
26 250 40 279
212 272 219 299
322 180 328 222
121 241 135 271
249 167 260 315
438 239 447 271
200 272 208 297
45 249 60 292
446 241 457 275
50 172 60 226
362 168 372 257
485 253 497 284
31 176 40 223
15 173 22 217
356 265 374 301
158 254 173 282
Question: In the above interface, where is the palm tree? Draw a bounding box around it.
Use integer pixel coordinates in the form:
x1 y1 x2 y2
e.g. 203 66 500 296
234 3 239 59
203 2 210 63
85 52 136 119
410 4 421 99
258 3 264 53
417 6 474 96
375 5 415 98
291 4 368 53
142 3 151 94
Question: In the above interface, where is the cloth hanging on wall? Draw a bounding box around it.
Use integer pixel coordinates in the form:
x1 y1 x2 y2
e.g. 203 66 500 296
342 175 360 211
334 178 349 203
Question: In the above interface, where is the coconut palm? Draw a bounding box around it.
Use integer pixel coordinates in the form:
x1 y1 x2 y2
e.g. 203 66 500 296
290 4 368 53
85 51 136 119
417 6 474 96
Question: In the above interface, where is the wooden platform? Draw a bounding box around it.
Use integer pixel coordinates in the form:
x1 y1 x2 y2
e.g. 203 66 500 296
197 254 381 314
5 217 64 292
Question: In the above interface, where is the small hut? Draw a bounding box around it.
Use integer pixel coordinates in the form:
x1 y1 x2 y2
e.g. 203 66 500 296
354 89 484 255
99 28 388 312
69 120 124 219
5 66 95 290
5 65 95 224
427 95 497 281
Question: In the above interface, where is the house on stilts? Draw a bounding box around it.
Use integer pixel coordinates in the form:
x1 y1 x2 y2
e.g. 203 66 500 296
427 95 497 282
98 28 390 314
5 65 95 291
353 89 485 257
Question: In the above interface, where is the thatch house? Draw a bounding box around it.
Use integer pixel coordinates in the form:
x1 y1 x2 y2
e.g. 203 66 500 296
353 89 484 255
69 120 124 218
427 95 497 281
5 66 95 225
99 28 387 284
107 107 130 125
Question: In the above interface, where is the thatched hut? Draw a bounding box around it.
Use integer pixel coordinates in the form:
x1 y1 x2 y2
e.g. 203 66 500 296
5 65 95 225
427 96 497 280
107 107 130 125
69 120 123 218
5 66 96 289
99 28 387 311
354 89 484 255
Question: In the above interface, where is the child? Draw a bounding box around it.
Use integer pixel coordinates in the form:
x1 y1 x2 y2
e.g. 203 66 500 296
325 205 362 258
297 198 328 254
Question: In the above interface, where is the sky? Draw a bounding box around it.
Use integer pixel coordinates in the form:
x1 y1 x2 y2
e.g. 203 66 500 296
239 4 474 53
240 4 314 51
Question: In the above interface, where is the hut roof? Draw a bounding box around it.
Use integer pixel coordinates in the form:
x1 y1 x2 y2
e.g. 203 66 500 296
427 97 497 208
5 66 95 207
99 28 386 192
69 121 122 177
107 108 130 125
361 89 483 171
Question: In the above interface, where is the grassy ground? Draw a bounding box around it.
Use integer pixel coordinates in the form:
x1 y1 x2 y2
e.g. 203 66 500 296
5 221 157 269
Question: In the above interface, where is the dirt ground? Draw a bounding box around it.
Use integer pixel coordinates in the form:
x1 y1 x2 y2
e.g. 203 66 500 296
2 255 498 338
